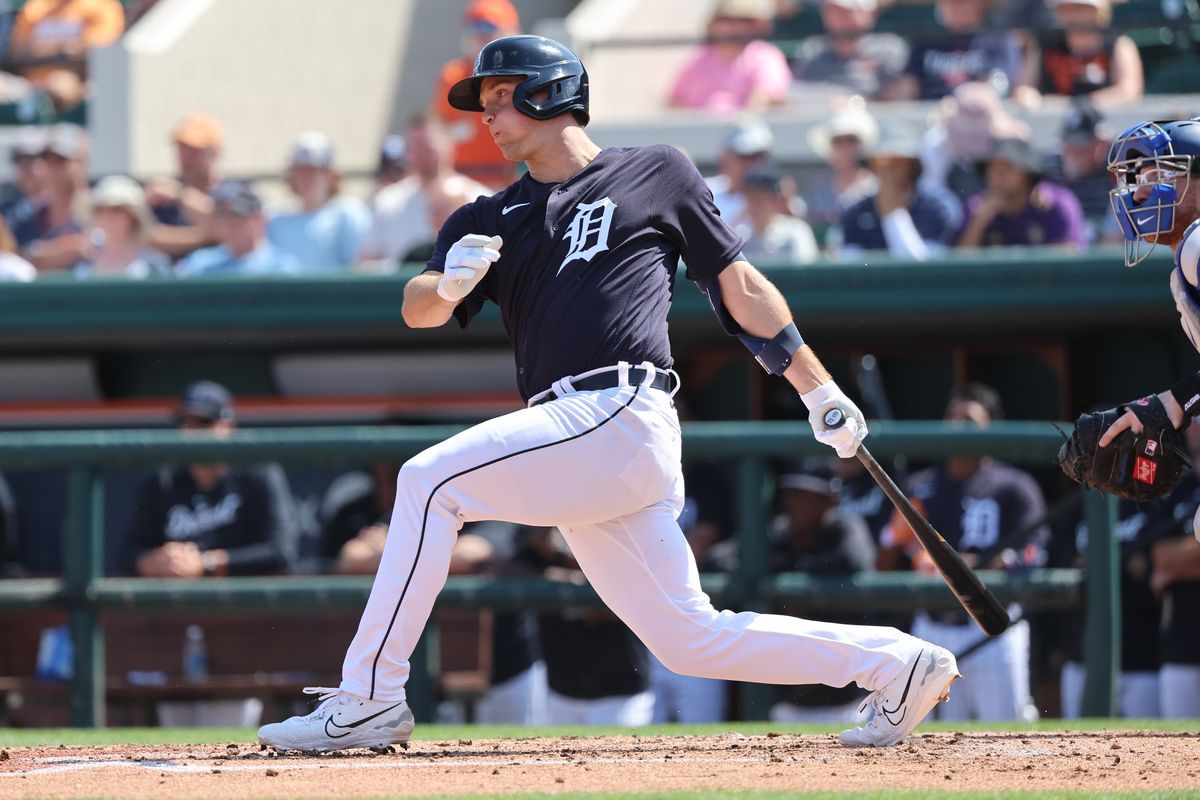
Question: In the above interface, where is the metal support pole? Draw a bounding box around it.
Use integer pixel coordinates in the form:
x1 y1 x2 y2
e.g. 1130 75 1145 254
64 468 105 728
407 625 435 723
736 457 773 720
1081 490 1119 717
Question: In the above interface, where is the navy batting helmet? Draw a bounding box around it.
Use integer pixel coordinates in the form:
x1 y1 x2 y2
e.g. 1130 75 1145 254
447 35 589 126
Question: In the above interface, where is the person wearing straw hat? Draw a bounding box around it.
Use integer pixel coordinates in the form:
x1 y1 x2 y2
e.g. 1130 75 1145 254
805 101 880 228
76 175 170 278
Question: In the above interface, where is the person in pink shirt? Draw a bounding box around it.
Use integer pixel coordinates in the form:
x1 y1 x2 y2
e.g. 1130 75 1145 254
668 0 791 113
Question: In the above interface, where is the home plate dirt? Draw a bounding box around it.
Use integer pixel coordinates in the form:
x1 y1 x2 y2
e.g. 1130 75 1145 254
2 730 1199 799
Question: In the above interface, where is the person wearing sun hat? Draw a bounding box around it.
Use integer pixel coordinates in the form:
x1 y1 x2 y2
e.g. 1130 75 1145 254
804 100 880 227
76 175 171 278
430 0 521 186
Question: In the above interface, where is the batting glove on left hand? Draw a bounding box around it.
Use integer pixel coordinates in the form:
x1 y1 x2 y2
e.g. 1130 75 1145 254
801 381 868 458
438 234 503 302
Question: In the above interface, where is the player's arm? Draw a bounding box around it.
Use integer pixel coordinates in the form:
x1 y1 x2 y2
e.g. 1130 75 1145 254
402 274 459 328
402 202 502 328
713 258 867 457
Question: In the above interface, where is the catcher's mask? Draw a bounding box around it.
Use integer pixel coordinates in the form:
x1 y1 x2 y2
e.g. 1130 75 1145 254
1107 118 1200 267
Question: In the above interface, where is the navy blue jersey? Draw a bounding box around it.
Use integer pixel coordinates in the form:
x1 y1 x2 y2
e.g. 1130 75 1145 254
425 145 744 400
906 461 1047 556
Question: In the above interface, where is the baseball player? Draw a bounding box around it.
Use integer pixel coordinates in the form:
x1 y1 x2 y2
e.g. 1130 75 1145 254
258 35 959 753
1059 119 1200 514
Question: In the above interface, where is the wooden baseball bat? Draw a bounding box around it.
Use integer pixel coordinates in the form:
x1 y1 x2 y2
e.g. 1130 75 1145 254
824 408 1012 636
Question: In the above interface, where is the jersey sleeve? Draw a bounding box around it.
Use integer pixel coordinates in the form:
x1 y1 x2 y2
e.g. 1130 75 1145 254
424 201 494 328
654 145 745 280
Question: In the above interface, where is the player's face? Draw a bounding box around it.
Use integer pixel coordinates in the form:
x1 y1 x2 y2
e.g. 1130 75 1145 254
1131 164 1196 247
480 77 542 162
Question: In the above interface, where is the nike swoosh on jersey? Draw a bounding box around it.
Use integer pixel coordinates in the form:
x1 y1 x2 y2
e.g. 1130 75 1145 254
323 702 403 739
502 203 530 215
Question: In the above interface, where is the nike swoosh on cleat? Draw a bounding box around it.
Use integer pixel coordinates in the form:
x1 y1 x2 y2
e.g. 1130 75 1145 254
880 648 924 726
502 203 530 215
324 703 403 739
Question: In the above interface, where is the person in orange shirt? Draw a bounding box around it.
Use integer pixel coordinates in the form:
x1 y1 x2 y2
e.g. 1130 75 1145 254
10 0 124 110
430 0 520 188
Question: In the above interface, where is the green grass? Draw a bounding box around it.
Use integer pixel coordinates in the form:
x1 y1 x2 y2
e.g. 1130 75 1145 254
0 718 1196 747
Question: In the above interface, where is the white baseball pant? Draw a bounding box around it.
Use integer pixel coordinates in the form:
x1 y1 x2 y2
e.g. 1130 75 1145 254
338 364 926 703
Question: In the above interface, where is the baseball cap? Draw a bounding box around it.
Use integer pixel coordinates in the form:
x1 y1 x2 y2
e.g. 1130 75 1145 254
289 130 334 168
42 124 85 160
714 0 775 21
378 134 406 173
463 0 519 31
210 180 262 217
172 113 224 149
1061 101 1108 145
779 459 841 495
823 0 879 10
725 120 774 156
178 380 234 423
988 137 1044 175
870 124 923 160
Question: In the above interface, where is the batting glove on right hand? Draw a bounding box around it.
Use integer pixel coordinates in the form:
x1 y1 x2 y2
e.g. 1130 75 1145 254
801 381 868 458
437 234 503 302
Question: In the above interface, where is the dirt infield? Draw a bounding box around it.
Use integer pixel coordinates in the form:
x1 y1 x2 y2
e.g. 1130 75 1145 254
1 730 1198 798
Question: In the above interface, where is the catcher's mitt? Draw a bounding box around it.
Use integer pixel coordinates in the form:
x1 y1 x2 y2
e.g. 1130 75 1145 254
1058 396 1191 502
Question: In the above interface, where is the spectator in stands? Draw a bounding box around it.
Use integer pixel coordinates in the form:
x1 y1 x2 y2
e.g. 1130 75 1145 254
837 456 891 546
919 81 1029 203
147 113 223 260
16 123 88 271
178 182 299 276
127 381 297 578
804 101 879 229
0 217 36 281
957 137 1087 250
359 116 490 267
374 134 407 196
267 132 370 271
882 384 1044 721
1046 101 1121 246
75 175 170 278
791 0 909 101
0 128 47 228
1148 421 1200 718
9 0 124 111
706 119 773 227
739 164 819 265
668 0 791 113
430 0 520 187
835 124 962 262
527 525 654 726
892 0 1023 101
1014 0 1143 109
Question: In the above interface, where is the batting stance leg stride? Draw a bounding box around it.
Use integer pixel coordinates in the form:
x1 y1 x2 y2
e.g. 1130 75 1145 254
258 35 960 754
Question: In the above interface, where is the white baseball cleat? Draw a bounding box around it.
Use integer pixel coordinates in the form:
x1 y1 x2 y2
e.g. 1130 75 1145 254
257 686 415 753
838 645 960 748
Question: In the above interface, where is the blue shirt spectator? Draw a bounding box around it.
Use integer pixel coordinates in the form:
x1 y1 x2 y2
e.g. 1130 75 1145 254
267 131 370 270
179 181 298 277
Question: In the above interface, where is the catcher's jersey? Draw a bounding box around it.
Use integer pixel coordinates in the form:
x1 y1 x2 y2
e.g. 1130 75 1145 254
425 145 744 401
1171 218 1200 351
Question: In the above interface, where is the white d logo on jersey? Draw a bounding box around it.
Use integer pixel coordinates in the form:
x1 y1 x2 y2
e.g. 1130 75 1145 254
558 197 616 275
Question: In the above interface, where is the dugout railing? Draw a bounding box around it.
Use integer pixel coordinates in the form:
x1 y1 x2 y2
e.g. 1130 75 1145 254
0 422 1116 727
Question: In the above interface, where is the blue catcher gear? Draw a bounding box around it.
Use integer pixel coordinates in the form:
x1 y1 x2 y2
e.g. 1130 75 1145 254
1107 118 1200 266
447 35 589 125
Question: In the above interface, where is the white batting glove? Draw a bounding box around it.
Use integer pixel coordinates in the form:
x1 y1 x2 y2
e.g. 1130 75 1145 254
801 381 868 458
437 234 503 302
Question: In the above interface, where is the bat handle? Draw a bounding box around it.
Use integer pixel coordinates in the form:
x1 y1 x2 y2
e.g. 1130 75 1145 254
823 407 848 430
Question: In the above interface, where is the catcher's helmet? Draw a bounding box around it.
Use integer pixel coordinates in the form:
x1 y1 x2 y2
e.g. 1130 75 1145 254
1107 118 1200 266
447 35 589 125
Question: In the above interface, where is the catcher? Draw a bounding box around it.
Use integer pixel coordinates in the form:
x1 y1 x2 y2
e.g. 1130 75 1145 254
1059 118 1200 520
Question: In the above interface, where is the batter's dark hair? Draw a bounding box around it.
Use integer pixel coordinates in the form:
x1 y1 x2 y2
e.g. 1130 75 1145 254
950 382 1004 421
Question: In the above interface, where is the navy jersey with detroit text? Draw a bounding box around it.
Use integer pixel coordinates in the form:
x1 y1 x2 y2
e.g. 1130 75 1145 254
424 145 744 400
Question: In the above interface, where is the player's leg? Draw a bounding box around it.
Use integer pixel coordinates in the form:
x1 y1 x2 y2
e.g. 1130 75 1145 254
1159 663 1200 718
970 619 1032 722
557 501 956 746
1117 671 1161 718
